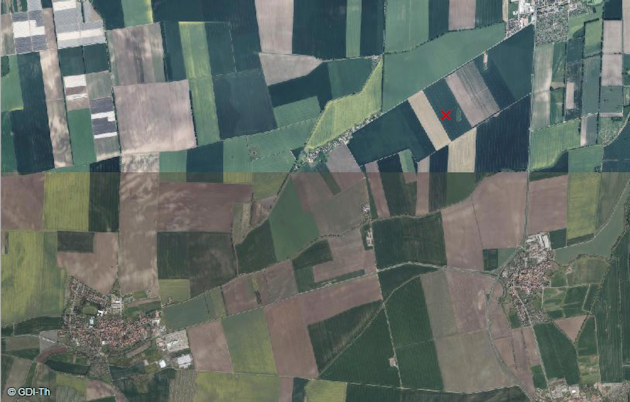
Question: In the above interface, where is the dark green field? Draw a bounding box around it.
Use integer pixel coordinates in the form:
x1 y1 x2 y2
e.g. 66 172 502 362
308 302 381 371
534 323 580 385
321 310 399 386
14 316 63 335
157 232 237 296
378 264 437 299
236 221 278 273
373 214 446 269
594 235 624 382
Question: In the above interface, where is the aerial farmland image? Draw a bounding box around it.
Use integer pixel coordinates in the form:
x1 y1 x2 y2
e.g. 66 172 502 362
1 0 630 401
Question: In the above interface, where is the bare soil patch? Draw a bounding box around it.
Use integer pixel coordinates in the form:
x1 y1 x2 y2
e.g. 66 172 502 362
472 173 527 249
527 175 568 235
115 81 196 154
158 182 252 232
298 275 381 325
442 199 484 270
187 320 233 372
2 173 44 230
57 233 118 295
265 299 318 378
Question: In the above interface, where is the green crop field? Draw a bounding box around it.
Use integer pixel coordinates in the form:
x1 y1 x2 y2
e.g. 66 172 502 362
566 173 601 242
158 279 191 303
566 256 608 285
268 178 319 260
530 120 581 171
163 293 210 330
249 120 315 159
306 59 382 149
384 0 428 52
373 214 446 269
1 55 23 112
397 340 443 390
222 309 277 374
1 232 67 325
189 77 220 145
67 109 96 166
557 175 629 263
592 232 626 381
383 23 505 110
534 323 580 385
532 365 547 389
584 19 603 57
305 380 346 402
309 302 381 370
121 0 152 26
569 146 603 172
386 277 432 347
236 221 278 273
43 172 90 231
321 310 400 387
378 264 437 299
195 372 280 402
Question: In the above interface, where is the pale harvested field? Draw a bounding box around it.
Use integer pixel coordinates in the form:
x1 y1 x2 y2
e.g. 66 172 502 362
442 199 484 270
554 315 587 343
108 23 165 86
326 145 364 191
601 54 622 86
118 230 158 295
1 14 14 55
527 175 568 235
158 182 252 232
4 357 31 393
421 270 458 338
259 53 322 86
494 329 534 394
1 173 44 230
408 91 451 151
262 260 298 303
311 180 368 236
223 275 259 315
472 173 527 249
436 331 515 392
488 282 512 340
279 377 293 402
120 173 159 232
187 320 233 372
57 233 119 295
327 144 362 172
416 172 430 215
603 21 622 54
447 128 476 172
298 275 381 325
43 9 56 49
292 172 334 212
115 81 196 154
121 153 159 172
365 162 390 218
40 49 63 101
119 173 159 295
87 380 121 401
446 62 499 126
265 299 318 378
521 325 542 366
255 0 293 54
313 229 375 282
446 270 494 333
566 81 575 110
46 100 73 168
449 0 476 30
531 43 553 130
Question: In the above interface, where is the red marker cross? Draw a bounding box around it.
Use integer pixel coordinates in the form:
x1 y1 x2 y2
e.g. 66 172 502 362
440 110 451 121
